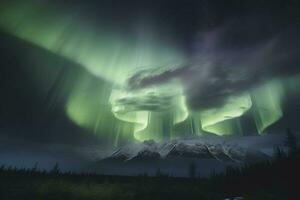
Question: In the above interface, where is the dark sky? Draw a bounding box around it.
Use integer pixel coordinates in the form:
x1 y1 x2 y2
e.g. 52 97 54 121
0 0 299 169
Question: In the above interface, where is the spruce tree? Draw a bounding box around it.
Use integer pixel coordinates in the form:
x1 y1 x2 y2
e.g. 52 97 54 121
285 128 298 154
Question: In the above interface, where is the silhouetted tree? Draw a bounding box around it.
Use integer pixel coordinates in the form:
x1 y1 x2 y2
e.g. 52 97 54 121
274 146 286 161
285 128 298 154
50 162 60 174
188 161 196 179
31 162 38 172
155 168 163 177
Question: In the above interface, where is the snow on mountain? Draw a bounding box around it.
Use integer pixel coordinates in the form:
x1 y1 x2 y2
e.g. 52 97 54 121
106 137 269 163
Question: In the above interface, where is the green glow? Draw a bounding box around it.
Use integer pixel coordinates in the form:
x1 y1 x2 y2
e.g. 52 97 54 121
0 0 187 143
66 75 109 129
195 93 252 136
188 80 284 136
1 1 297 144
251 80 283 134
109 83 188 141
0 0 185 85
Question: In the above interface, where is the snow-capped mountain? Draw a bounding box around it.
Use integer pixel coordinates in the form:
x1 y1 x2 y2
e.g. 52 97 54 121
87 137 272 177
106 138 268 163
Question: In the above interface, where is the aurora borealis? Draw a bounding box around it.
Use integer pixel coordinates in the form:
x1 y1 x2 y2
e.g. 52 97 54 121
0 0 299 147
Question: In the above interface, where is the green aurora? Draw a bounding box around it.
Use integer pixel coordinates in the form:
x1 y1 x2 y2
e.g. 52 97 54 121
0 0 298 145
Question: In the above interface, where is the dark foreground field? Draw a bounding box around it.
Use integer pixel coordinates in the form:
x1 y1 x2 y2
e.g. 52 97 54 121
0 147 299 200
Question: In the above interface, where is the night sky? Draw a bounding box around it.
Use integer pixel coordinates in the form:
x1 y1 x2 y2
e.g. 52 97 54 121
0 0 299 170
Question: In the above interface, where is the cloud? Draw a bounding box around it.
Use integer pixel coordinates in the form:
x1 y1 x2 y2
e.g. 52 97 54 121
112 91 174 113
126 21 300 110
